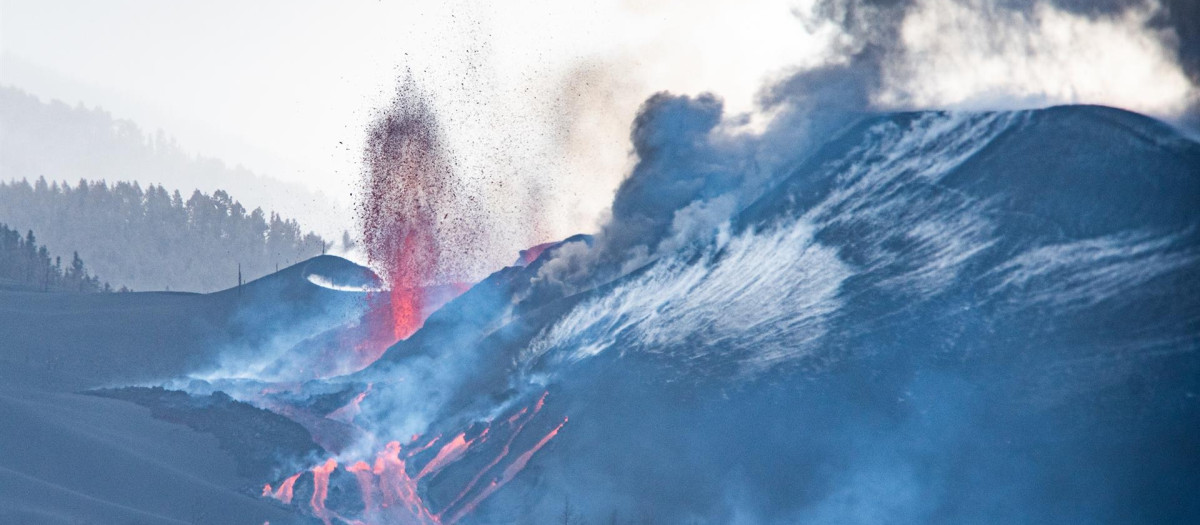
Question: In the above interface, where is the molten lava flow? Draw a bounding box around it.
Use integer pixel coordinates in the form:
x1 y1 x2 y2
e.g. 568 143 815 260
505 407 528 426
406 434 441 457
264 393 562 524
262 473 301 504
504 418 567 481
346 461 376 514
446 417 568 524
311 458 338 525
439 402 541 519
328 384 373 424
372 441 441 523
417 430 488 480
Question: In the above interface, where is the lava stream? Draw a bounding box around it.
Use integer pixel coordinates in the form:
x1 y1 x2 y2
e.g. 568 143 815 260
346 461 376 515
262 473 300 504
406 434 442 458
417 430 487 480
263 392 564 524
438 399 543 519
372 441 440 523
311 458 338 525
446 417 567 524
328 383 373 424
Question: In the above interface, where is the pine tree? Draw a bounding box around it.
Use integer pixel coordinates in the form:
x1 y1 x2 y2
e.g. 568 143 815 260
0 224 110 292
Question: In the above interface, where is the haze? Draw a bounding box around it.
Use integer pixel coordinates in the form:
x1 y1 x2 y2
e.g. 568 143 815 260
2 0 1195 249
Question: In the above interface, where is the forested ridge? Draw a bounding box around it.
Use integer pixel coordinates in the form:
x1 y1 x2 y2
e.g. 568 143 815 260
0 85 346 292
0 85 328 228
0 223 110 292
0 178 334 292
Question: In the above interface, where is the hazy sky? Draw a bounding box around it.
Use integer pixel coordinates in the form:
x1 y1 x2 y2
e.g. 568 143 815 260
0 0 833 241
2 0 1196 244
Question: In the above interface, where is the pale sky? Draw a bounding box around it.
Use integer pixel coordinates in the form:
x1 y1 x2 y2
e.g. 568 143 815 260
0 0 832 242
1 0 1195 246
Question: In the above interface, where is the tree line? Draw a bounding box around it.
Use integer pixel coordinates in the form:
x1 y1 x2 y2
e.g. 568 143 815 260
0 223 112 292
0 85 332 235
0 178 339 292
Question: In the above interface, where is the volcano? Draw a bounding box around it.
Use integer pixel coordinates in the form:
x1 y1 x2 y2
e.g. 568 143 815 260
2 105 1199 524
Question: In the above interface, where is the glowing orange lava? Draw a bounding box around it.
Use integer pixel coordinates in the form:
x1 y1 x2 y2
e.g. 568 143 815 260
516 242 555 266
406 434 441 457
311 458 338 525
328 383 373 424
262 472 300 504
262 393 564 524
386 233 426 340
346 460 376 513
371 441 440 523
446 417 567 524
439 399 542 519
417 430 487 480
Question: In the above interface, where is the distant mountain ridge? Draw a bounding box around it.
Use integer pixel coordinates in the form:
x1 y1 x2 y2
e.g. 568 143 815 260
0 85 328 210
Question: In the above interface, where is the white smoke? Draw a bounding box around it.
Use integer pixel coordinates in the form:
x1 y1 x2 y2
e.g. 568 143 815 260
873 0 1197 117
526 111 1024 376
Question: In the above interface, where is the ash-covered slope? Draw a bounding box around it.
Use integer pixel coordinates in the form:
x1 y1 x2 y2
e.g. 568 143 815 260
0 255 378 525
340 105 1200 524
0 389 318 525
0 254 381 391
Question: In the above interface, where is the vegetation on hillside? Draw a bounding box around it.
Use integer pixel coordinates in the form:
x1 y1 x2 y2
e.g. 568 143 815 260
0 178 332 292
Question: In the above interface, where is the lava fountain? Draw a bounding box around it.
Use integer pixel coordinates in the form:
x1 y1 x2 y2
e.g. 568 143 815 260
360 75 480 341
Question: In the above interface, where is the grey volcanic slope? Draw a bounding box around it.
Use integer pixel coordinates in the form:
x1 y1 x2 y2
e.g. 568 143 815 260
0 255 377 392
341 105 1200 524
0 256 375 524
